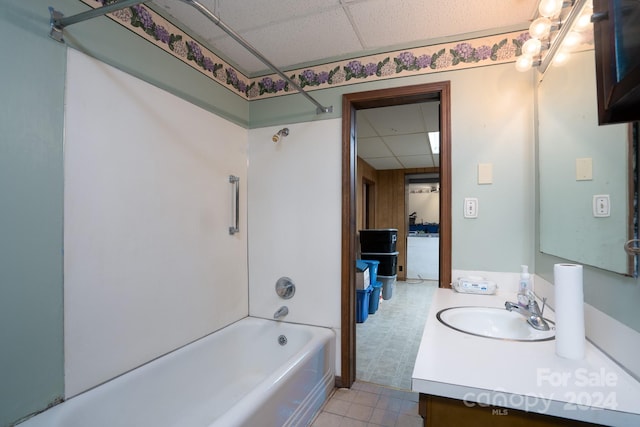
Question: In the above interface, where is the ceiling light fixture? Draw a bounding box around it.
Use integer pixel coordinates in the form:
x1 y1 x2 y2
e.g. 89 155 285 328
428 132 440 155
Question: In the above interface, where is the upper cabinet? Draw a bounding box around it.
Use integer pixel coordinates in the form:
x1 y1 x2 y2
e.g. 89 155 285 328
592 0 640 124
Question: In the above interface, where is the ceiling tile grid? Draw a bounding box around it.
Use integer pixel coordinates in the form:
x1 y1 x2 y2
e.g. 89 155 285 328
153 0 538 75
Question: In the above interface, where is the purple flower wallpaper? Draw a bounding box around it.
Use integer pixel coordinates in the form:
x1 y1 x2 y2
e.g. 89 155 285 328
84 0 529 101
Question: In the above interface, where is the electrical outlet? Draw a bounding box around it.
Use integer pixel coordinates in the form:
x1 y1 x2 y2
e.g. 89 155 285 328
464 198 478 218
593 195 610 217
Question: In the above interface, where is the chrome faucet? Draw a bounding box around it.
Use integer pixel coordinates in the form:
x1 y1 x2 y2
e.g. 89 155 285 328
505 291 550 331
274 306 289 320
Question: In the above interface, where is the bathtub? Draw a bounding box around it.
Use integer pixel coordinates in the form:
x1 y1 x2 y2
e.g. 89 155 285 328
19 317 335 427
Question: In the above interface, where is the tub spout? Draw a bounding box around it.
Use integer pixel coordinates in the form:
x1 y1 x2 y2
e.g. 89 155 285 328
274 306 289 320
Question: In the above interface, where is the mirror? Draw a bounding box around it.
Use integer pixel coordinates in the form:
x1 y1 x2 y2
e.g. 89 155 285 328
538 49 634 275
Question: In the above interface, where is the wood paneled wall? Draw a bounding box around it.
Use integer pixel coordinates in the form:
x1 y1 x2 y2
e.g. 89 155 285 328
356 157 438 281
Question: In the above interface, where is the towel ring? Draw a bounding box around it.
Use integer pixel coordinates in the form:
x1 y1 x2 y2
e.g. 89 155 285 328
624 239 640 255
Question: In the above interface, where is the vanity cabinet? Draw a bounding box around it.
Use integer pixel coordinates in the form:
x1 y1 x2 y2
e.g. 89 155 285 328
419 394 603 427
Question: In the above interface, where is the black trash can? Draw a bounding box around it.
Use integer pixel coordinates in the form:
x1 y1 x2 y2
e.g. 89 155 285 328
359 229 398 253
361 252 399 276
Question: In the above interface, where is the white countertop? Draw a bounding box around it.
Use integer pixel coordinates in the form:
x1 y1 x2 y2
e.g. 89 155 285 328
411 288 640 426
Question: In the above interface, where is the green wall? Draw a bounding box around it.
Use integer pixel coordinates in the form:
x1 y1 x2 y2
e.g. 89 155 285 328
1 2 637 426
0 1 250 425
1 2 66 425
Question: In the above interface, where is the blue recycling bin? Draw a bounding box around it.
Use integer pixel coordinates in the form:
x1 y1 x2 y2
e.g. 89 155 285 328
356 284 372 323
368 281 382 314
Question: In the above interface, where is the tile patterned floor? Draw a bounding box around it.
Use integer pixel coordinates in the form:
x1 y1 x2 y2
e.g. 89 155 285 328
310 380 423 427
356 280 438 390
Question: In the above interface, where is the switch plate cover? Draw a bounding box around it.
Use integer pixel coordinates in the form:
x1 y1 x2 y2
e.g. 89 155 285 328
464 197 478 218
478 163 493 184
576 158 593 181
593 195 610 217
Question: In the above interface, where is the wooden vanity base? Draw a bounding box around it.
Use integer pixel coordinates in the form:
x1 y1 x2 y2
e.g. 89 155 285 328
419 394 604 427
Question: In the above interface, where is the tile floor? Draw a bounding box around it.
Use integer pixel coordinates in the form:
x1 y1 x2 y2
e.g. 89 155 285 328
356 280 438 389
310 380 423 427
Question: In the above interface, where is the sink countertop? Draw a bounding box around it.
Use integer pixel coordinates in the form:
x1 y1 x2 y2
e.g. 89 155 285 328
411 288 640 426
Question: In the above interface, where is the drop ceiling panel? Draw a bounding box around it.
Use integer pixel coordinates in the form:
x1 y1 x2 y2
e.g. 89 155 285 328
356 114 378 138
398 155 437 169
383 133 430 157
234 10 363 73
348 0 537 49
420 103 441 131
216 0 343 29
357 137 394 158
152 0 537 75
361 104 427 136
363 157 404 170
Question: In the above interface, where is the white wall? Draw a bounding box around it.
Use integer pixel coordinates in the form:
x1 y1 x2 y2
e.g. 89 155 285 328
408 191 440 224
64 49 249 396
247 120 343 371
247 64 535 376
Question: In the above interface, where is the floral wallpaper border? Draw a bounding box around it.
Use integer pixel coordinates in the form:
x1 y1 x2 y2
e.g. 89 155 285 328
82 0 530 101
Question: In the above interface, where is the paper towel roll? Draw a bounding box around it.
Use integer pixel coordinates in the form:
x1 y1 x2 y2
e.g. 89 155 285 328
553 263 585 359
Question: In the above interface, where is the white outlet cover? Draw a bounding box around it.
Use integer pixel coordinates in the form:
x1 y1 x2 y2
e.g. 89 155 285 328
464 197 478 218
593 194 610 217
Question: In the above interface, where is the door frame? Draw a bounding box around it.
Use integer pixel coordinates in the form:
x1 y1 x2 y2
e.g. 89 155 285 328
339 81 452 388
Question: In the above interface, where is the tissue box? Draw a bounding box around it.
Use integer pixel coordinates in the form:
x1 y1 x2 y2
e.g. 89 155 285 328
355 261 370 290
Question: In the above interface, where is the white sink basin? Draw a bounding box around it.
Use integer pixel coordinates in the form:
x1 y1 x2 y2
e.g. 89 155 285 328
436 306 555 342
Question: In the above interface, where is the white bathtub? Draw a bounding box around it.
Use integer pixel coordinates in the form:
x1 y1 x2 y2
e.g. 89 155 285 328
19 317 335 427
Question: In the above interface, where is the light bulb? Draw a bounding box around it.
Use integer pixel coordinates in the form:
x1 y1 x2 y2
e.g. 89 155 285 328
539 0 563 18
515 55 534 72
553 51 570 66
576 12 592 31
563 31 582 49
529 17 552 39
522 38 542 56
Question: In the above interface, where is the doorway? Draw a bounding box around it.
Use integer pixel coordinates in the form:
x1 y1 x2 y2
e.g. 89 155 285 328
339 82 452 388
407 173 440 281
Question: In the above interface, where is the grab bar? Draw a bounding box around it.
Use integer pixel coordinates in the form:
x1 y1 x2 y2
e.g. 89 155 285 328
229 175 240 235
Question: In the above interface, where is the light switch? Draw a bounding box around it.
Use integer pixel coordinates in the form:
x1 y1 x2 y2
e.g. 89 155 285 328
593 195 610 217
478 163 493 184
576 158 593 181
464 197 478 218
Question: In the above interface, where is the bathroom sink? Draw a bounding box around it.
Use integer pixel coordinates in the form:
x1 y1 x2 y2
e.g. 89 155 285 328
436 306 555 342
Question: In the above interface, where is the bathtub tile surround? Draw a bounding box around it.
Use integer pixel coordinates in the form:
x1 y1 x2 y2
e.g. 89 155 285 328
311 381 423 427
247 122 343 336
357 281 437 390
63 49 249 396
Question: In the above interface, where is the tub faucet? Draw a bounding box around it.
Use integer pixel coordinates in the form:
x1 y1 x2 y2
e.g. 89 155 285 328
505 291 550 331
274 306 289 320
